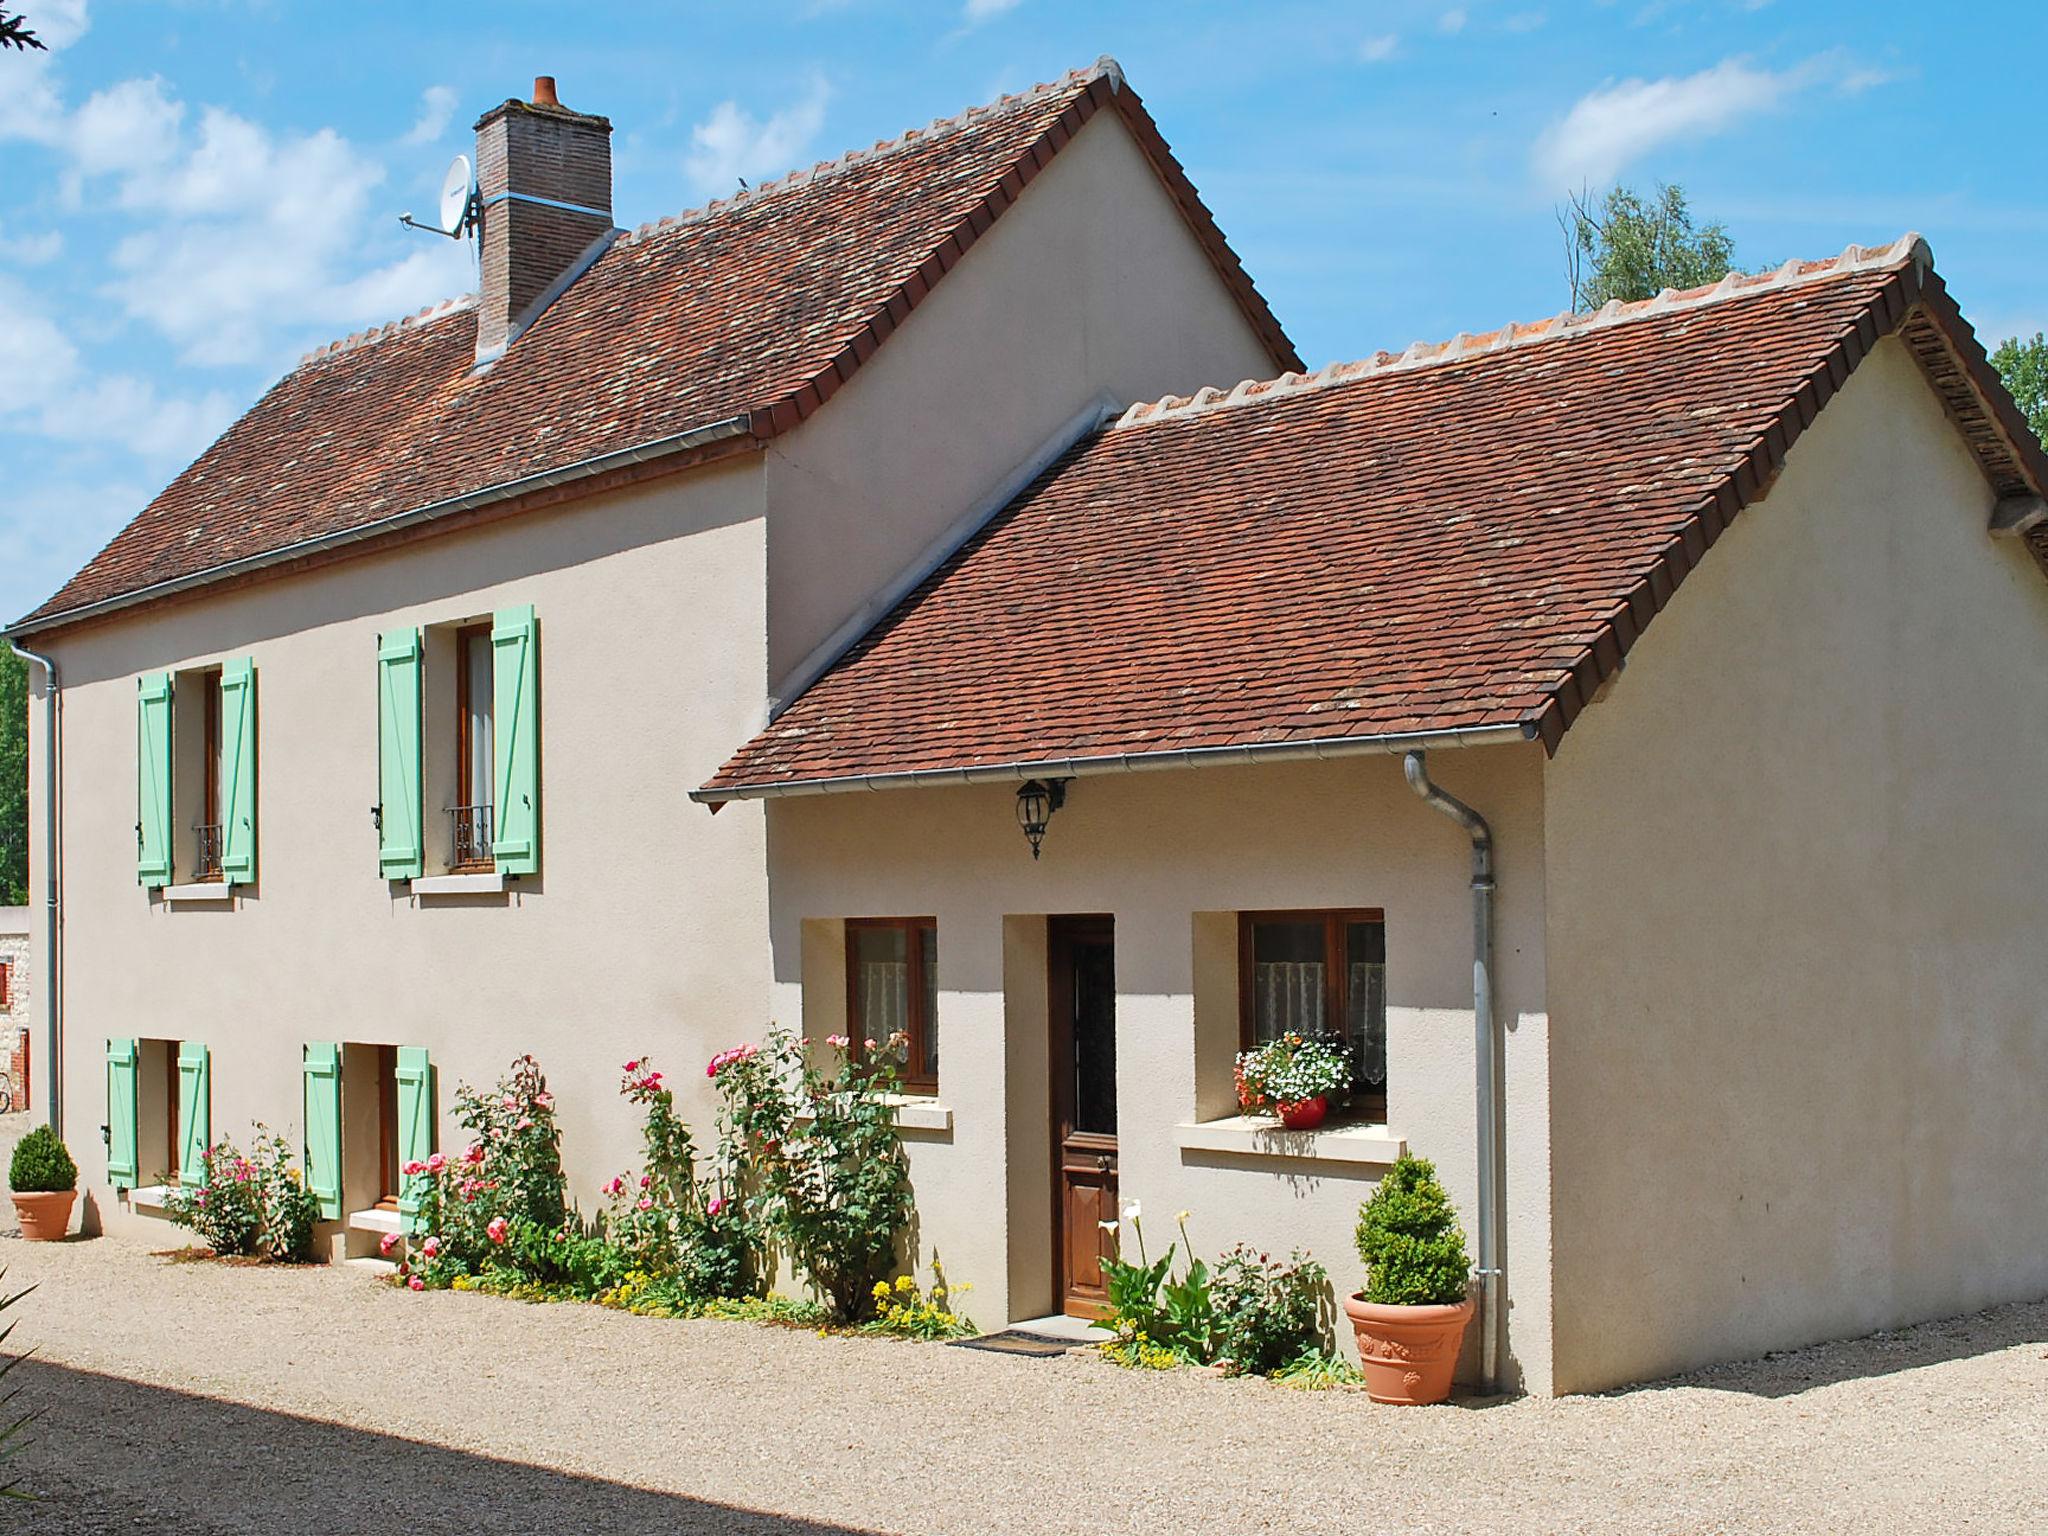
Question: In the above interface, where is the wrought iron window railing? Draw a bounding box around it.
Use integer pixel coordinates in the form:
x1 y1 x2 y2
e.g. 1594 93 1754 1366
191 823 224 882
447 805 494 870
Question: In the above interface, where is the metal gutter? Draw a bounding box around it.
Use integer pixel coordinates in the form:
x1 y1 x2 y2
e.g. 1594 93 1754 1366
4 414 756 640
7 639 60 1133
691 721 1535 803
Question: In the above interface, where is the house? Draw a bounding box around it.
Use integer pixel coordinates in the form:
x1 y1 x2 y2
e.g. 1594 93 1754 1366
7 60 2047 1397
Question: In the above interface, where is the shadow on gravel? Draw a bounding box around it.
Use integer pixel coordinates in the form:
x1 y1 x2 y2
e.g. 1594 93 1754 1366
13 1360 885 1535
1614 1296 2048 1400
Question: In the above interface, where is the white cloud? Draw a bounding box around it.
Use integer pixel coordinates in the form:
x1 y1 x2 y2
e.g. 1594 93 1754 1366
1360 33 1399 62
684 77 831 197
1533 55 1874 188
404 84 458 145
23 0 89 50
1439 8 1468 33
1504 11 1547 32
0 222 63 264
67 76 185 179
962 0 1024 20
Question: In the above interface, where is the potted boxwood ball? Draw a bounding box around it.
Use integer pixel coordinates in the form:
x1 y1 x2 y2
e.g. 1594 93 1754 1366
1346 1152 1474 1404
9 1125 80 1242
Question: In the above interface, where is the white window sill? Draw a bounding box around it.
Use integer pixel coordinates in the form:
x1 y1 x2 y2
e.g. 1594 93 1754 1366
127 1183 175 1210
347 1207 403 1235
796 1095 952 1133
1175 1115 1406 1167
410 872 505 895
160 883 234 904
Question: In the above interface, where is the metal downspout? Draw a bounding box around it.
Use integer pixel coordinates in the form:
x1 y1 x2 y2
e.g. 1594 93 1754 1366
1403 749 1502 1394
7 640 59 1134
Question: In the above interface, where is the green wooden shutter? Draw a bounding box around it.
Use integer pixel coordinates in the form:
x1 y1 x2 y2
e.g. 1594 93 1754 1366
218 659 257 886
106 1038 139 1189
395 1047 435 1232
137 673 173 887
177 1042 211 1183
376 629 424 881
490 605 539 876
303 1042 342 1220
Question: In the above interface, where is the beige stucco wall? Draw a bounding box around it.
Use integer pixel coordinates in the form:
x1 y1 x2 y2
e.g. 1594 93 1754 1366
1543 335 2048 1393
31 455 774 1240
763 749 1557 1393
761 107 1281 695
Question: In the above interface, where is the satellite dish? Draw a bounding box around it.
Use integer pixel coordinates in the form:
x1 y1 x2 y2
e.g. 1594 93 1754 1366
437 154 475 235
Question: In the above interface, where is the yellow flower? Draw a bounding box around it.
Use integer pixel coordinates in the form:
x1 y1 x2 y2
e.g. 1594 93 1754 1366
896 1275 915 1291
872 1281 892 1301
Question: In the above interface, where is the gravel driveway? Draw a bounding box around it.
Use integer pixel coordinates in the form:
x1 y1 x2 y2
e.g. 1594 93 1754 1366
1 1234 2042 1534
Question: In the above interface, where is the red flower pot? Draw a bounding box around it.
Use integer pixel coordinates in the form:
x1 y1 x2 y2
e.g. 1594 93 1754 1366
1345 1294 1475 1405
11 1189 76 1242
1276 1096 1328 1131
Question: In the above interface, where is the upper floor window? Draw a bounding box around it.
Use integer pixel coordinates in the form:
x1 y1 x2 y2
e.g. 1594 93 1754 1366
376 607 539 883
136 660 257 890
1239 910 1386 1116
0 959 10 1008
846 918 938 1095
452 624 496 872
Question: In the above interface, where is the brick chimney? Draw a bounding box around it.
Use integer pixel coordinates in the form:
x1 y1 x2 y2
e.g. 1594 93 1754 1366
472 77 614 364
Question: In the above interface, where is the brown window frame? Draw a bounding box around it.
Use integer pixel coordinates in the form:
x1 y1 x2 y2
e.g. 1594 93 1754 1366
0 960 10 1008
375 1044 400 1207
451 623 495 873
196 672 224 881
844 917 939 1097
1237 908 1387 1120
164 1043 182 1185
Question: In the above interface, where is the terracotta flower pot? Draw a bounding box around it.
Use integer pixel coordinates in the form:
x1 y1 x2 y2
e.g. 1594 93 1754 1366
1276 1096 1328 1131
11 1188 77 1242
1344 1293 1475 1405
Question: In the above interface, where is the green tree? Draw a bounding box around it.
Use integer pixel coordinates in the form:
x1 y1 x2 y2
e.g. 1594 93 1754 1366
0 9 46 51
1990 333 2048 452
1561 182 1738 311
0 650 24 906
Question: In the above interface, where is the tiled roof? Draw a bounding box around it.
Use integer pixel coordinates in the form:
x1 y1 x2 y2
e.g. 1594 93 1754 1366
702 236 2048 796
18 59 1296 631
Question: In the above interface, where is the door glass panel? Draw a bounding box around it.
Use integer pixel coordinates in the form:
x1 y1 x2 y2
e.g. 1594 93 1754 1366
1251 919 1326 1043
464 631 495 811
1346 920 1388 1093
1071 940 1117 1135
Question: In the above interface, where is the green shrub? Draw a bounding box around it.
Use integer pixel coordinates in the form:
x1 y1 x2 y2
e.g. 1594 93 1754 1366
1209 1244 1329 1376
162 1128 321 1261
1354 1153 1471 1306
8 1126 75 1193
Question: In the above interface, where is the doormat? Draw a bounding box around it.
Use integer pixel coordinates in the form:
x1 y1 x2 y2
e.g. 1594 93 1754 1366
947 1330 1085 1358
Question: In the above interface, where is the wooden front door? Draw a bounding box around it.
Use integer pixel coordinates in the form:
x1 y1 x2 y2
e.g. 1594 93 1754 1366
1050 916 1117 1318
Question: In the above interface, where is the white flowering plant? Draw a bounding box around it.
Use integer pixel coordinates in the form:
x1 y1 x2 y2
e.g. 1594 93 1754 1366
1234 1034 1349 1113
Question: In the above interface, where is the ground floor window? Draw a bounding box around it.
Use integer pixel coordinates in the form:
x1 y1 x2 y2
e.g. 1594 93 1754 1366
845 918 938 1095
1239 910 1387 1116
374 1044 400 1206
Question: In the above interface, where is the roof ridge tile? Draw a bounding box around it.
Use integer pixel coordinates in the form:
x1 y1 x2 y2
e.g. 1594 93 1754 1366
618 57 1121 249
1116 232 1930 430
297 294 478 368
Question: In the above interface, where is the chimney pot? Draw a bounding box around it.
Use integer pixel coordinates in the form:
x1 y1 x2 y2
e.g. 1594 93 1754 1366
532 76 559 108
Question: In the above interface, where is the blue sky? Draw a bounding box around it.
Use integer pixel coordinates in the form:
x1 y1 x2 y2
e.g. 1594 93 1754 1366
3 0 2043 622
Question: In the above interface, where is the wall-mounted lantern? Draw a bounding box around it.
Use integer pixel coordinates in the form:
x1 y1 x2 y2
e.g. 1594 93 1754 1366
1014 778 1069 860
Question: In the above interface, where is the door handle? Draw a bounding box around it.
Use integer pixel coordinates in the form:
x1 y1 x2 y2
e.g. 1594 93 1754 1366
1095 1154 1113 1172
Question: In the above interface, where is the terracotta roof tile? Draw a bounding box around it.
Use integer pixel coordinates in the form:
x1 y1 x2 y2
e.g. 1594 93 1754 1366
702 236 2048 794
20 59 1295 630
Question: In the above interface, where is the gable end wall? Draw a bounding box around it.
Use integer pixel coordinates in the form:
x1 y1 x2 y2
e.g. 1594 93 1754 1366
1541 335 2048 1392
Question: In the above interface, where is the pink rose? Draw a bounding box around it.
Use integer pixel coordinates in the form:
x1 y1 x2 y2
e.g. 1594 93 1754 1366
515 1117 534 1132
426 1151 447 1174
486 1216 509 1244
639 1173 651 1189
637 1197 653 1211
422 1236 440 1258
605 1176 625 1197
402 1160 427 1177
408 1276 424 1292
534 1092 554 1110
379 1232 399 1255
502 1094 517 1110
864 1038 878 1052
465 1144 485 1166
624 1060 640 1074
826 1034 849 1049
706 1196 726 1218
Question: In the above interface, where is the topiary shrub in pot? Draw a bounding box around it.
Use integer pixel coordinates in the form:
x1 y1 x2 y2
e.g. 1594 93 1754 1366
1346 1152 1473 1404
8 1126 79 1242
